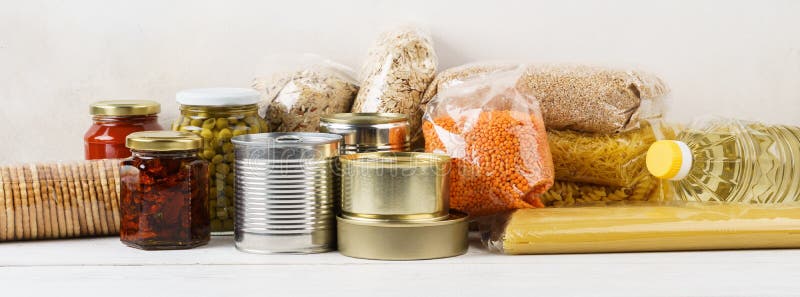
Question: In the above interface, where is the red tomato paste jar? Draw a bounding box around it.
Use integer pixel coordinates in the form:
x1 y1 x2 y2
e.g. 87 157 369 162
84 100 163 160
119 131 210 250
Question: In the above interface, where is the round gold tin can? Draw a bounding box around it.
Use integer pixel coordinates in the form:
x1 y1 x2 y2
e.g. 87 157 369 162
336 211 469 260
340 152 451 222
319 113 410 154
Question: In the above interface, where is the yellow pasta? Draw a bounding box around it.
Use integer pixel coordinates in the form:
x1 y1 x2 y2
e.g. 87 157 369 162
540 174 668 207
547 120 676 187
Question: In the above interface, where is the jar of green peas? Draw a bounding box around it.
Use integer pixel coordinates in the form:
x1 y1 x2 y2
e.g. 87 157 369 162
173 88 268 235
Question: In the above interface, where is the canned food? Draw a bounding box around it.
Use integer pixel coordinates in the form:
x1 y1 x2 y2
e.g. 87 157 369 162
340 152 450 222
337 211 469 260
231 132 341 254
319 113 410 154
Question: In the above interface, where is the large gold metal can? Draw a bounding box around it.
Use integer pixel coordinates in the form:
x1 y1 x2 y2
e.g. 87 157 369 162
337 211 469 260
319 113 410 154
340 152 450 222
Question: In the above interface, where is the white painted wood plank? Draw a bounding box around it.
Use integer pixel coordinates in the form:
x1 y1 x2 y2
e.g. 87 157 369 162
3 236 800 267
2 262 800 297
1 237 799 296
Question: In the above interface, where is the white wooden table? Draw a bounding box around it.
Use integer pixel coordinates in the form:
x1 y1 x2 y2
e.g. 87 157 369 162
1 236 799 297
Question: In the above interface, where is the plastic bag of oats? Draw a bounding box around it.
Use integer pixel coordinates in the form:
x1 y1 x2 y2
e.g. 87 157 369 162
422 62 669 134
352 26 438 149
252 54 359 132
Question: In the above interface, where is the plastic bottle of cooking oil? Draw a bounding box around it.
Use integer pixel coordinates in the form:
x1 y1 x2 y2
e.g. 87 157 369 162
646 117 800 203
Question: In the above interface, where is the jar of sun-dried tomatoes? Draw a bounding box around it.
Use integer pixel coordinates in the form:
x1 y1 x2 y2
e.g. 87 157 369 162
84 100 163 160
119 131 210 250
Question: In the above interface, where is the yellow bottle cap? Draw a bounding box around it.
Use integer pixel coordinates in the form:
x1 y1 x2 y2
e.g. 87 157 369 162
646 140 692 180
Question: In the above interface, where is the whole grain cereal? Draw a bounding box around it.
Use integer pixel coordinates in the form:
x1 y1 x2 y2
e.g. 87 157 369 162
352 26 437 147
254 61 359 132
422 63 669 134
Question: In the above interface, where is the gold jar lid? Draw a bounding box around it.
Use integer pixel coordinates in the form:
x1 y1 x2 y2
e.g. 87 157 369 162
337 211 469 260
320 113 408 125
126 131 202 151
90 100 161 116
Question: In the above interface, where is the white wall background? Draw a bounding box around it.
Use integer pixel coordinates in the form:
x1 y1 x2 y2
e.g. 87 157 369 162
1 0 799 164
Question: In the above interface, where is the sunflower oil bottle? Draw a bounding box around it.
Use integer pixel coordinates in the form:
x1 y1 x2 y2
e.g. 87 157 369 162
646 117 800 203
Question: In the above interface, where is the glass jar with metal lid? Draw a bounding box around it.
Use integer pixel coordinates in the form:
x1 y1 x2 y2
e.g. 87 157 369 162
119 131 209 250
319 113 410 154
84 100 163 160
172 88 269 234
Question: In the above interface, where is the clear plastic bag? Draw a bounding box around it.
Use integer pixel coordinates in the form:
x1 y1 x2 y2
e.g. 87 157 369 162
252 54 359 132
352 26 438 148
547 120 676 187
540 176 668 207
422 68 554 216
422 62 669 134
481 203 800 254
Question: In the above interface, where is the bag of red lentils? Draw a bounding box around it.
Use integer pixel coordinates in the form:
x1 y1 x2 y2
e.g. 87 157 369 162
422 67 554 217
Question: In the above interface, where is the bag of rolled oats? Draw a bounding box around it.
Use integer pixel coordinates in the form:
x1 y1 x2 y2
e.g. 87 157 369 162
253 54 359 132
352 26 438 149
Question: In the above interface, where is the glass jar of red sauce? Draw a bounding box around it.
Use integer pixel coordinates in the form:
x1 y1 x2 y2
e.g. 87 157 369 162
119 131 210 250
84 100 163 160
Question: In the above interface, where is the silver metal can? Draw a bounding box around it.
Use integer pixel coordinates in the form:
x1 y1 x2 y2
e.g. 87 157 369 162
319 113 410 154
231 132 341 254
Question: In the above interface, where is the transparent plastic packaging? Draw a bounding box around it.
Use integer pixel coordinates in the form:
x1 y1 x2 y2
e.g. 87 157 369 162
540 177 668 207
648 117 800 203
481 203 800 254
422 69 554 216
548 120 675 187
422 62 669 134
352 26 438 148
253 54 359 132
0 159 121 241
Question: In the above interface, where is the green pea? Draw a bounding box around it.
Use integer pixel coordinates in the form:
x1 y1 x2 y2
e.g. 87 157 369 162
200 128 213 140
224 153 234 163
249 124 260 134
228 117 239 124
202 118 216 129
212 155 223 164
217 128 232 140
222 143 234 153
190 119 203 127
216 118 229 130
202 149 215 160
223 219 234 230
216 209 228 219
225 172 235 184
209 187 217 197
217 163 230 175
223 185 234 197
232 129 247 137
